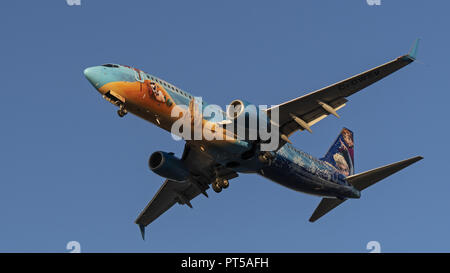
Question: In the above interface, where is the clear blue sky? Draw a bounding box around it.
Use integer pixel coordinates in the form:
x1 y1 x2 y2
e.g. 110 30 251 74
0 0 448 252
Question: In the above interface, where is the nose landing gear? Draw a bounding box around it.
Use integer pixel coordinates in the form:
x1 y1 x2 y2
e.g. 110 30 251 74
103 91 127 117
117 104 128 117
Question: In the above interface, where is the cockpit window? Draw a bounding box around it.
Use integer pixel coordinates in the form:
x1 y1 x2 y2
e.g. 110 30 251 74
101 64 119 68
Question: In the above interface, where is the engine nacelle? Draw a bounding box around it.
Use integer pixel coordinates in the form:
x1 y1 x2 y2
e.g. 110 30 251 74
225 99 270 140
148 151 189 182
226 99 256 120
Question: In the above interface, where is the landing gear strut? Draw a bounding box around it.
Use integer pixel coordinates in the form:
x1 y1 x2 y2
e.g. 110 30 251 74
212 182 222 193
258 152 274 166
117 104 127 117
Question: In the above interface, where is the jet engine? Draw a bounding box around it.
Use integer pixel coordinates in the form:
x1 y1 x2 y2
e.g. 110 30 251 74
148 151 190 182
225 99 270 140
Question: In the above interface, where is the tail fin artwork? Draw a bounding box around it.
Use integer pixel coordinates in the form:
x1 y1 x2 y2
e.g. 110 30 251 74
309 156 423 222
322 128 355 176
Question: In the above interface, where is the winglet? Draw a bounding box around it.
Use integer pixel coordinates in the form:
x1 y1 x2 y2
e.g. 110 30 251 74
139 224 146 241
407 38 420 60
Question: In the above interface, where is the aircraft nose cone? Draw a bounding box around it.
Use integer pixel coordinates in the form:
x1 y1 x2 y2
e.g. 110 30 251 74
84 66 111 93
83 67 93 78
84 66 100 88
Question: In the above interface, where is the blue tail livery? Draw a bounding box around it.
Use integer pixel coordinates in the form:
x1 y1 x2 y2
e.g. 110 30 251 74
322 128 355 176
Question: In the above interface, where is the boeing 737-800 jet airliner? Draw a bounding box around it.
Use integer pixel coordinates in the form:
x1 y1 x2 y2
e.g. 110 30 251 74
84 40 422 239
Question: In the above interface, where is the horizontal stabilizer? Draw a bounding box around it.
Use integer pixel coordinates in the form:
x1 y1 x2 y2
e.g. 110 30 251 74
309 156 423 222
346 156 423 191
309 198 345 223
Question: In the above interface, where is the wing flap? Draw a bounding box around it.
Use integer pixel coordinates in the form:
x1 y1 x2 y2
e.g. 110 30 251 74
284 98 347 136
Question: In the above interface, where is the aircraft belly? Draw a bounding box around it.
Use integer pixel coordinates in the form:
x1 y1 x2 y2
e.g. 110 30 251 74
260 167 333 197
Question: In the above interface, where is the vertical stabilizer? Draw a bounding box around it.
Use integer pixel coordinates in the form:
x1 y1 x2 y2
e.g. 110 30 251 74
322 128 355 176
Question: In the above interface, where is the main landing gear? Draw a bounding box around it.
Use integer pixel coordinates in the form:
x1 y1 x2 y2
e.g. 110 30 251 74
258 152 274 166
117 104 128 117
212 177 229 193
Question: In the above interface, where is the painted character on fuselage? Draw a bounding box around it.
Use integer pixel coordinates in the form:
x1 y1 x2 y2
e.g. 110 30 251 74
149 82 166 103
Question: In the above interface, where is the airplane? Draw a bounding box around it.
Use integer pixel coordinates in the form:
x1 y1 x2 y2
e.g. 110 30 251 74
84 39 423 240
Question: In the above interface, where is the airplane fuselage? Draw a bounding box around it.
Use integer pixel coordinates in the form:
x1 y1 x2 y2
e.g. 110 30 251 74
84 64 360 200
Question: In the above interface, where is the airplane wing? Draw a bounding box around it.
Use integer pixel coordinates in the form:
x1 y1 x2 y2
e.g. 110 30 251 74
267 39 419 145
135 179 204 239
135 143 238 240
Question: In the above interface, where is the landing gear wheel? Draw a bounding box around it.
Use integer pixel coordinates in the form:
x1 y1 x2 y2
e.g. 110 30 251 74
212 182 222 193
258 152 272 165
258 153 268 163
117 105 127 117
219 179 229 189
